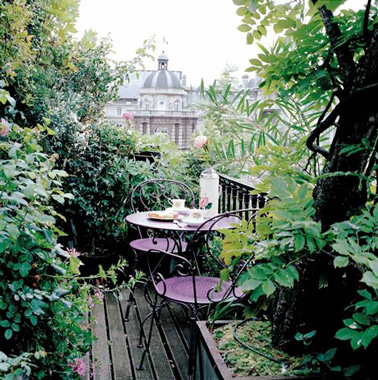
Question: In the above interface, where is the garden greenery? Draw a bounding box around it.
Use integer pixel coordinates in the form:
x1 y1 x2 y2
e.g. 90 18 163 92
0 1 205 376
202 1 378 377
189 1 378 377
0 0 155 378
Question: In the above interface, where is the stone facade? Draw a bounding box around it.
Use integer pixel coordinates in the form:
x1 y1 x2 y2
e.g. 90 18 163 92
105 53 198 149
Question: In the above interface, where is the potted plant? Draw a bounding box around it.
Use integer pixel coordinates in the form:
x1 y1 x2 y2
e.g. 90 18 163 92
195 320 321 380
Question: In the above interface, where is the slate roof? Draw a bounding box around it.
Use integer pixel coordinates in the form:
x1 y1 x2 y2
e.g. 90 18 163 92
118 70 183 99
143 69 181 89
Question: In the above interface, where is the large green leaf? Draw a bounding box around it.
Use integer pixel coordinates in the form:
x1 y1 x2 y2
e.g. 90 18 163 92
362 272 378 289
335 327 359 341
241 278 261 291
262 279 276 296
334 256 349 268
361 325 378 348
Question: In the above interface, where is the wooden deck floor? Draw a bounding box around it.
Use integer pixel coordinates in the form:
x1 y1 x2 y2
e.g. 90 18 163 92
87 285 191 380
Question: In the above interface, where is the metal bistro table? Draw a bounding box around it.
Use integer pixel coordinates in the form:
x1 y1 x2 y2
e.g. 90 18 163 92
126 211 241 243
125 210 241 277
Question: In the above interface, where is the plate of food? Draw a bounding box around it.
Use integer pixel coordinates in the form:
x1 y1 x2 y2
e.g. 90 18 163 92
147 211 183 221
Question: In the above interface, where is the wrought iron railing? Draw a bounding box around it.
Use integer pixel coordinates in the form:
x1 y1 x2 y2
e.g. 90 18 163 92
218 174 266 220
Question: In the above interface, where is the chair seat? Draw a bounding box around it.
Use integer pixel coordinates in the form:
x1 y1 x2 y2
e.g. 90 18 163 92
156 276 243 304
130 238 187 253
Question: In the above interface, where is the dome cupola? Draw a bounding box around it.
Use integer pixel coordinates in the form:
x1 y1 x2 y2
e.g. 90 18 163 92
158 52 169 70
143 52 182 90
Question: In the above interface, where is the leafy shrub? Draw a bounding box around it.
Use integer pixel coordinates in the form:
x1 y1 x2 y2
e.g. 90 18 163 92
0 120 92 378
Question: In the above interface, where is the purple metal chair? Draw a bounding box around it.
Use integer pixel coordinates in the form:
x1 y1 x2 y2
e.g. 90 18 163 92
137 209 256 378
124 179 195 320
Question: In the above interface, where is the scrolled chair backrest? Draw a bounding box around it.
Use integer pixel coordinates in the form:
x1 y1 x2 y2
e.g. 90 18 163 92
145 248 196 296
130 179 196 213
146 208 258 307
187 208 258 294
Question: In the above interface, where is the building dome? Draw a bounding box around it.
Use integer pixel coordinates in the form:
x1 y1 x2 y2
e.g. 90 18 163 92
143 70 181 89
143 52 182 90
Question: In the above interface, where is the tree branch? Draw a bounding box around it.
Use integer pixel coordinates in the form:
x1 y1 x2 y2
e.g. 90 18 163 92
364 0 372 44
306 93 336 158
306 83 378 158
322 53 343 100
312 1 356 91
358 23 378 86
363 124 378 178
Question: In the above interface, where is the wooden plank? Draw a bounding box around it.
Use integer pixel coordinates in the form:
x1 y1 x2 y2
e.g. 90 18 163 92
168 303 191 350
121 288 155 380
105 292 133 380
159 305 190 379
91 302 112 380
133 286 175 380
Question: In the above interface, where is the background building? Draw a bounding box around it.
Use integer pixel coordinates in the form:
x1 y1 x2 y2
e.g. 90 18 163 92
106 53 198 149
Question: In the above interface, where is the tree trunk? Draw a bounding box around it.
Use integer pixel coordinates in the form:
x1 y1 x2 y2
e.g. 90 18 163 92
272 6 378 356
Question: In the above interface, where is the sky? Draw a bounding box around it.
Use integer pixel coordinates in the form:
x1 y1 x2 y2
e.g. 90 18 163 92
75 0 363 87
75 0 267 87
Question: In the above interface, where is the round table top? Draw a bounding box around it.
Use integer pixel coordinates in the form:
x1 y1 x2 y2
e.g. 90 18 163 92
126 211 240 232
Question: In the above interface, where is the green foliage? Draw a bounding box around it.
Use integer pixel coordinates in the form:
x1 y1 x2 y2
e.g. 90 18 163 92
213 320 318 377
221 167 378 352
234 1 367 105
0 114 92 377
60 122 140 251
59 122 200 252
196 80 327 179
199 0 378 376
329 205 378 351
0 0 147 377
221 174 321 300
0 0 156 256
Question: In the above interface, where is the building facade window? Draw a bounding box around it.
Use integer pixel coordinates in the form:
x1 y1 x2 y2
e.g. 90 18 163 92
174 123 180 145
144 99 150 110
142 122 147 135
117 108 122 115
174 100 180 111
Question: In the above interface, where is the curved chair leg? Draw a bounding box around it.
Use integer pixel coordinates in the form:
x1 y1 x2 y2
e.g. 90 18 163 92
137 296 159 370
137 302 166 347
124 289 135 322
188 315 197 378
124 248 139 322
137 309 154 348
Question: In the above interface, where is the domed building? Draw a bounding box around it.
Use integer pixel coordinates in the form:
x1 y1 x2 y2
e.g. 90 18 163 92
105 52 198 149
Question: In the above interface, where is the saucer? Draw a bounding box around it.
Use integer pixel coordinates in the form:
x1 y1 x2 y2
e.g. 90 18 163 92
182 217 206 227
166 207 190 214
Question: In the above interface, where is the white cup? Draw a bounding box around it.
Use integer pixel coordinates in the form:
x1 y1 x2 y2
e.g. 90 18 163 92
189 208 206 220
170 199 186 209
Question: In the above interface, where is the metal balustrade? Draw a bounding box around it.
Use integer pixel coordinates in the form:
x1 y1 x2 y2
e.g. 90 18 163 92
218 174 266 221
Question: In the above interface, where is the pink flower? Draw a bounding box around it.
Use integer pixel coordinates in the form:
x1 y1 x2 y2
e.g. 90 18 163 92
194 135 208 149
199 197 209 209
69 358 87 377
122 112 133 120
88 296 94 309
95 290 104 302
0 118 10 137
67 248 80 257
